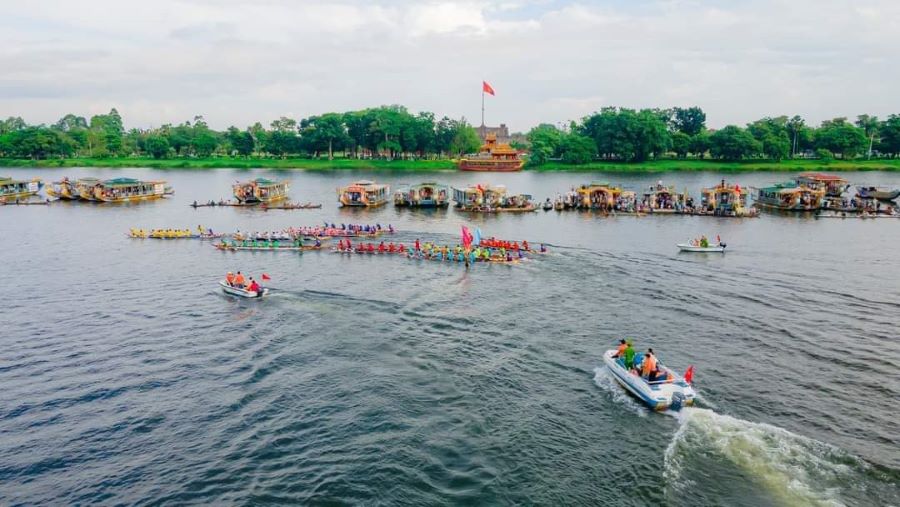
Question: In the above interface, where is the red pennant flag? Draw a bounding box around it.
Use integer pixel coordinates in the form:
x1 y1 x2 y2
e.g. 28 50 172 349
461 226 473 249
482 81 495 96
262 273 271 281
684 366 694 384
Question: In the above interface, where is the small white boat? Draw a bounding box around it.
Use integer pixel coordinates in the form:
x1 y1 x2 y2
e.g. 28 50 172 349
677 243 726 253
219 280 268 298
603 349 695 411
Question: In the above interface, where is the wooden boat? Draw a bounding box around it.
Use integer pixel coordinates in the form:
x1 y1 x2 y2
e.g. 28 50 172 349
700 180 754 216
856 186 900 201
603 349 695 411
458 133 524 172
89 178 172 203
795 173 849 198
575 182 624 210
215 241 323 252
46 177 82 200
261 202 322 210
0 199 48 206
0 176 43 200
220 280 268 298
642 183 688 212
393 183 450 207
452 184 534 212
338 180 390 207
73 178 101 201
753 182 824 211
233 178 289 204
677 243 726 253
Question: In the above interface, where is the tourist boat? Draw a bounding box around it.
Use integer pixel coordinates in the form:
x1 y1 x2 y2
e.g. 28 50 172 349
452 184 534 212
795 173 849 198
219 280 268 298
753 182 825 212
338 180 390 207
856 185 900 201
700 180 754 216
393 182 450 208
575 182 623 210
0 176 43 200
642 183 687 213
88 178 172 203
73 178 101 201
458 133 524 172
46 177 83 200
603 349 695 411
233 178 289 204
677 242 726 253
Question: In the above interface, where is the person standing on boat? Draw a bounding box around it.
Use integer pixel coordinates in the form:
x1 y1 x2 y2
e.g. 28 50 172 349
642 349 658 381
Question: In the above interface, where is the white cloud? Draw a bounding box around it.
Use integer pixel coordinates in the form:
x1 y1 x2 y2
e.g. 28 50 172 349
0 0 897 131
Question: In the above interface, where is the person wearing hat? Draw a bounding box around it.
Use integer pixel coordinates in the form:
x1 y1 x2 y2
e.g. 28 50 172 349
623 340 636 370
225 271 235 286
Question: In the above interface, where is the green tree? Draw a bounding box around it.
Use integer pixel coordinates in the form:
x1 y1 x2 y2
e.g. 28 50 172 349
855 114 879 159
449 125 480 156
689 131 711 159
671 131 691 158
876 115 900 157
225 126 255 156
709 125 762 160
747 117 790 161
671 106 706 136
301 113 349 159
559 133 596 164
815 118 867 159
145 135 170 159
526 124 562 164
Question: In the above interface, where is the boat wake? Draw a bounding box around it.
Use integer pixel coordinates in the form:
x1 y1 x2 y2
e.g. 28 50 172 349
592 367 646 417
664 407 896 506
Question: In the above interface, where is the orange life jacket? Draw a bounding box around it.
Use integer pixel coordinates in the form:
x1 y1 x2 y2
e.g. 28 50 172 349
226 274 235 284
234 274 245 286
616 343 626 355
642 354 657 376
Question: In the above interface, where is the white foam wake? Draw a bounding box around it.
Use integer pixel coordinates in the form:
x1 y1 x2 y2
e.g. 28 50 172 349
592 366 646 417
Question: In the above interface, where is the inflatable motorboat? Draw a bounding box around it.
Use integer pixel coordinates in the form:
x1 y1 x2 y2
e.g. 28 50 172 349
602 349 695 411
220 280 268 298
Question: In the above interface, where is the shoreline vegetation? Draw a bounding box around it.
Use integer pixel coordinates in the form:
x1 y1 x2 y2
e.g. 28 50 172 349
2 157 899 172
3 105 900 172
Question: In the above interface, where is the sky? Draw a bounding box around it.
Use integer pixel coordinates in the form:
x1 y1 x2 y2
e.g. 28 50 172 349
1 0 898 131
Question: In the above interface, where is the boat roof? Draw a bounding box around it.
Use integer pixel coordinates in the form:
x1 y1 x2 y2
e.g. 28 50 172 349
797 172 847 182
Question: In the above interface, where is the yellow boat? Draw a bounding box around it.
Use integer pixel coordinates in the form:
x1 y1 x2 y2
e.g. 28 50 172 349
700 180 755 216
575 182 623 210
233 178 289 204
0 176 43 200
47 177 96 200
90 178 172 203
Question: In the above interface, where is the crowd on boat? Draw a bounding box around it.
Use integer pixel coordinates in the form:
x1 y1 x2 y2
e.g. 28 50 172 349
333 237 547 265
223 271 265 294
129 226 218 239
610 339 692 385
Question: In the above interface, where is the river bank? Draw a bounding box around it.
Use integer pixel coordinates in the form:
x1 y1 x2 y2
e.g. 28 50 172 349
2 157 899 172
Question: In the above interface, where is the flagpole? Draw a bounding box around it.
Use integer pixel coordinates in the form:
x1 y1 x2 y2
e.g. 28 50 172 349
481 84 485 128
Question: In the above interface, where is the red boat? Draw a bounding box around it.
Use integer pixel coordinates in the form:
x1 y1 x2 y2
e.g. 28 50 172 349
458 134 524 172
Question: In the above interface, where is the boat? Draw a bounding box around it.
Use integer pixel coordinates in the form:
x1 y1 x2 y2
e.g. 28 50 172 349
215 241 323 251
700 180 755 216
602 349 695 411
541 199 553 211
338 180 390 207
458 133 524 172
856 186 900 201
233 178 289 204
46 177 82 200
641 183 688 213
261 202 322 210
575 182 624 210
0 176 43 200
677 242 726 253
89 178 172 203
753 182 824 212
393 183 450 208
452 184 534 212
795 173 849 198
74 178 101 201
219 280 268 298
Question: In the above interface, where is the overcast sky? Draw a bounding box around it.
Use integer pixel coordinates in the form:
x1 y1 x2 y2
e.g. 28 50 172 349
1 0 897 131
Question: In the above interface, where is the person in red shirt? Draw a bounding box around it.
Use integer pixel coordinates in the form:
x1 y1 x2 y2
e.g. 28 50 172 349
247 278 261 296
378 241 386 253
367 243 375 253
414 239 420 251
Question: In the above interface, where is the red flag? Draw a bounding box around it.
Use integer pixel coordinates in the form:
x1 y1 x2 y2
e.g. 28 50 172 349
482 81 495 96
684 366 694 384
262 273 271 281
461 226 473 249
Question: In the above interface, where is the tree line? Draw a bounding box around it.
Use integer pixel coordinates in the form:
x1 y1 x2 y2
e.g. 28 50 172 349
2 105 900 163
0 106 482 160
527 107 900 163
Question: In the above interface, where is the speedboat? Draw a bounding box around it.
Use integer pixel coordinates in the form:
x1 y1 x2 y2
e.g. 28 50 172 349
857 186 900 201
603 349 695 411
219 280 268 298
677 242 725 253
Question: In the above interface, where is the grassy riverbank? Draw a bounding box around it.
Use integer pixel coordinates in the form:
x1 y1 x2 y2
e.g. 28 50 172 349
2 157 899 172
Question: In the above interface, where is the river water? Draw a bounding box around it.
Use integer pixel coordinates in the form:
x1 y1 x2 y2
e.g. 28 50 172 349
1 167 898 505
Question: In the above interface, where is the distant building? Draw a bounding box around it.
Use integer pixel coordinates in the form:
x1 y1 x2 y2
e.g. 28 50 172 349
477 123 510 143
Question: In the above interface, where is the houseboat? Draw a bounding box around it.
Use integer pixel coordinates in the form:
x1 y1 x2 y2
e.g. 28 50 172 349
641 182 687 213
795 173 849 198
90 178 172 203
453 184 503 210
754 182 825 212
575 182 624 210
393 182 450 208
233 178 289 204
700 180 754 216
46 177 99 200
0 176 43 200
338 180 390 207
458 133 524 172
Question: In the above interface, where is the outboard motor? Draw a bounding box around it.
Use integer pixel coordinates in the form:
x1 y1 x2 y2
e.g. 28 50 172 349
720 242 727 249
670 391 685 412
